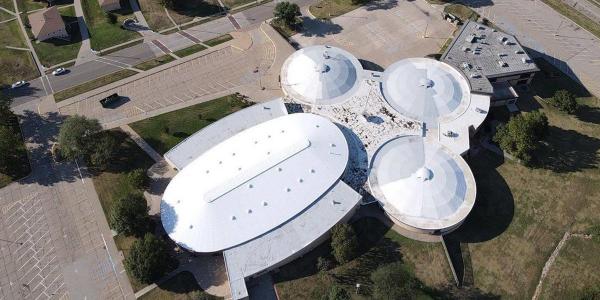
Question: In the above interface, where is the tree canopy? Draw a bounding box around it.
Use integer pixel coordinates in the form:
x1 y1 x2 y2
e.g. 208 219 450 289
124 233 176 284
323 285 351 300
493 111 548 165
330 223 359 264
274 2 300 26
58 115 117 168
551 89 577 114
109 192 151 236
371 262 418 300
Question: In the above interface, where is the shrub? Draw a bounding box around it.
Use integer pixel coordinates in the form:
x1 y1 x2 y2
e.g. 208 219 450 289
273 2 300 26
109 192 151 236
551 89 577 114
317 256 335 272
127 168 149 190
330 223 359 264
371 262 417 300
58 115 102 161
493 111 548 165
323 285 350 300
124 233 176 283
88 132 117 169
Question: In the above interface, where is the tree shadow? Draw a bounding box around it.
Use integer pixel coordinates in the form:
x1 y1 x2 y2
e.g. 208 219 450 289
299 16 343 38
457 0 495 9
363 0 398 11
534 126 600 173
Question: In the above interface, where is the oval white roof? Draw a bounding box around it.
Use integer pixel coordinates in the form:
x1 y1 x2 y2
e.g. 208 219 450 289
368 135 476 231
281 45 363 105
161 113 349 252
381 58 471 125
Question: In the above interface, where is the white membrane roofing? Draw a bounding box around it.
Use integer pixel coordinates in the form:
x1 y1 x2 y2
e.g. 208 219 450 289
161 113 349 252
369 135 476 231
281 45 363 105
382 58 471 125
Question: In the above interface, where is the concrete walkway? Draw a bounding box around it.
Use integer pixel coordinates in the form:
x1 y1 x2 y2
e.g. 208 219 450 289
0 5 16 15
120 124 163 162
73 0 95 65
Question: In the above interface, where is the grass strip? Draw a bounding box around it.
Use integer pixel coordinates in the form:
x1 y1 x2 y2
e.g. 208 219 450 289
540 0 600 39
54 69 138 102
172 43 207 57
99 39 144 56
133 54 175 71
204 33 233 47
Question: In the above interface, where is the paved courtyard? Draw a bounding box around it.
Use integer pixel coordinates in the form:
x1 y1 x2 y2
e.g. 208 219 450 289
57 28 279 129
292 0 454 68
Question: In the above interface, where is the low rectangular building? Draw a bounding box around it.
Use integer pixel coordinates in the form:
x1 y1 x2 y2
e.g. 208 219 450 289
442 20 539 106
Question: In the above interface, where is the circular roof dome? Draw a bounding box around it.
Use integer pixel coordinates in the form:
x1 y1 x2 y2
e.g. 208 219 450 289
368 135 476 231
381 58 471 125
161 113 349 252
281 45 363 105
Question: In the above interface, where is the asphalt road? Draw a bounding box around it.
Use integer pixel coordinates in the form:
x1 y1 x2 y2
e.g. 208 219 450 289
7 0 316 106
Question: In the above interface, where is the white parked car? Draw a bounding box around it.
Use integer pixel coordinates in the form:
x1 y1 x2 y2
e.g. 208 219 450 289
11 80 26 88
52 67 67 76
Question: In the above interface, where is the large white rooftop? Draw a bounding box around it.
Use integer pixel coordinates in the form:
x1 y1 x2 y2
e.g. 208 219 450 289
281 45 363 105
161 113 349 252
368 135 476 231
381 58 471 126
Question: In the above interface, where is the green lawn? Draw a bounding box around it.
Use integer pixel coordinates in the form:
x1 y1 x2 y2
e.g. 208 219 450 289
25 6 82 67
441 57 600 298
0 18 26 48
0 19 39 87
137 0 174 31
274 217 452 299
165 0 222 25
81 0 140 50
0 7 13 21
539 237 600 299
172 43 206 57
541 0 600 39
309 0 366 19
129 94 251 155
204 34 232 47
0 114 31 188
270 19 298 38
0 0 15 10
443 4 479 22
139 271 219 300
15 0 46 13
133 54 175 70
53 69 138 102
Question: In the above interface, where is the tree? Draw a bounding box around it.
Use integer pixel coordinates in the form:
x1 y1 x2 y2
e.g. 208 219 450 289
273 2 300 26
158 0 175 9
109 192 151 236
0 93 14 126
127 168 149 190
493 111 548 165
551 89 577 114
89 132 117 169
58 115 102 161
330 223 359 264
323 285 350 300
371 262 418 300
316 255 335 272
0 125 21 173
124 233 176 284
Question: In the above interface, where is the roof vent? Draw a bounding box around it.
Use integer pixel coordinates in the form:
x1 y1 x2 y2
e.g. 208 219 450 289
461 46 470 52
521 57 529 63
262 201 268 206
231 216 236 220
323 51 330 59
415 167 433 181
316 64 330 73
498 60 508 67
247 209 252 214
498 36 507 43
419 78 434 88
515 50 524 54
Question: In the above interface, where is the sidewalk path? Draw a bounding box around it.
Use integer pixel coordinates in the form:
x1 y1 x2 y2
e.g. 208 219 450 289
73 0 95 65
120 124 163 162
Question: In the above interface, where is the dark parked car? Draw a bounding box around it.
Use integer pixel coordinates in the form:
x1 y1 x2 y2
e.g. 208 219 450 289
100 93 120 108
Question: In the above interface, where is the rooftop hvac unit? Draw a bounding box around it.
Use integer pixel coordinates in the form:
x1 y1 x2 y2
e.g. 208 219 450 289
470 73 481 78
521 57 530 63
515 50 524 54
462 46 470 52
462 62 472 70
498 60 508 67
466 34 477 43
498 36 507 43
323 51 330 59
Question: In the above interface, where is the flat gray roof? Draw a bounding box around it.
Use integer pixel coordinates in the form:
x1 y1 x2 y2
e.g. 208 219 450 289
164 98 288 170
442 20 539 94
223 180 361 300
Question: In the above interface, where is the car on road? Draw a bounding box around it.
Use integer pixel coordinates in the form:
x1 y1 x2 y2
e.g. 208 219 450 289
11 80 27 88
52 67 67 76
100 93 121 108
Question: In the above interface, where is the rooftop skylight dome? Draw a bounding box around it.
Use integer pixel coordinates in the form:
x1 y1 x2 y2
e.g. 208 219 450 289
281 45 364 105
368 135 476 234
161 113 350 253
381 58 471 126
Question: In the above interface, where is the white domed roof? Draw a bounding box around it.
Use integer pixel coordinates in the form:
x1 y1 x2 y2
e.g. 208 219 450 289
381 58 471 125
161 113 349 252
368 135 476 231
281 45 363 105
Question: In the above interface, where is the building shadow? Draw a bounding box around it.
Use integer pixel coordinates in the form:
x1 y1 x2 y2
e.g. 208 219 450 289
166 0 222 19
576 104 600 124
337 124 369 192
298 16 343 38
359 59 384 72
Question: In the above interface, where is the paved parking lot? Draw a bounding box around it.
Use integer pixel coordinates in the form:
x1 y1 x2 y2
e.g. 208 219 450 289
461 0 600 96
292 0 454 68
58 29 277 128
